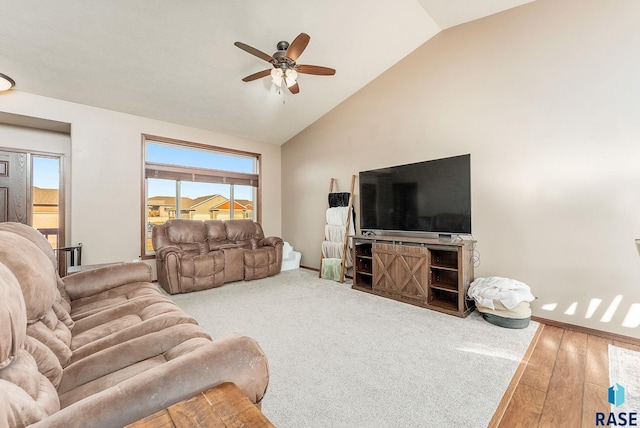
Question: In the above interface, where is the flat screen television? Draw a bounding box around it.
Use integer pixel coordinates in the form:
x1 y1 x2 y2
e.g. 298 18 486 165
359 154 471 236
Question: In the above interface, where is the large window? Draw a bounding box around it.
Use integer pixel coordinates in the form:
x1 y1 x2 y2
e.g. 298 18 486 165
142 135 260 257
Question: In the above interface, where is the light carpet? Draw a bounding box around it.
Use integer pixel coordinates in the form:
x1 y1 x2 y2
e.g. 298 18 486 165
609 345 640 414
168 269 539 428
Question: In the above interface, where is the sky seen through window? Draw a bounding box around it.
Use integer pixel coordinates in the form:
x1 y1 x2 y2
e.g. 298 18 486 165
147 143 255 199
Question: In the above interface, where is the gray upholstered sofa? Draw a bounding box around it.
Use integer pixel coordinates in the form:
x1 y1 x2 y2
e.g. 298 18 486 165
0 222 269 427
152 219 283 294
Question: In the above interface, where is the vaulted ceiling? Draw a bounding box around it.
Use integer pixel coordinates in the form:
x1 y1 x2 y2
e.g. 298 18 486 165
0 1 534 144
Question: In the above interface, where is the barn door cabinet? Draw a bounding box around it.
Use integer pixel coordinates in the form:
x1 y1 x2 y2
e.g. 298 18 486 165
352 235 475 317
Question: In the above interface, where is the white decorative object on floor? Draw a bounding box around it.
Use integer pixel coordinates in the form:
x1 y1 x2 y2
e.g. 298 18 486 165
468 277 536 328
281 242 301 271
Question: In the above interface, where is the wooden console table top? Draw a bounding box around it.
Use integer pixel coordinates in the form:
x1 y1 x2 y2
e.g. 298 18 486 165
126 382 274 428
353 234 475 247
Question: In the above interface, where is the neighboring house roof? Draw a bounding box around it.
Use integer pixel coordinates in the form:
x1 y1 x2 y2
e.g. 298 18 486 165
235 199 253 210
147 196 193 207
33 187 58 206
189 194 226 209
148 194 250 211
209 200 249 211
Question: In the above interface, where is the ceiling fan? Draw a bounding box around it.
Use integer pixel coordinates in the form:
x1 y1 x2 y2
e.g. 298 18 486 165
234 33 336 95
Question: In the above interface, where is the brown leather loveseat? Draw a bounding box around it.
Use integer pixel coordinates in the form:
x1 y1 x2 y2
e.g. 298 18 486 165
0 222 269 427
152 219 283 294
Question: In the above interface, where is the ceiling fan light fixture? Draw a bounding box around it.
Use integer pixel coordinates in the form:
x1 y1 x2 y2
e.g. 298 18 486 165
285 69 298 86
270 68 283 86
0 73 15 91
271 68 297 88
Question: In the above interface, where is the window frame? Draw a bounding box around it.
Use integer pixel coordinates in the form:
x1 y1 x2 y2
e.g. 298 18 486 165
140 134 261 259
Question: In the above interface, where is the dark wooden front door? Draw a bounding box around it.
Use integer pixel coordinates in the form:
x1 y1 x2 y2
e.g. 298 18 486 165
0 150 29 224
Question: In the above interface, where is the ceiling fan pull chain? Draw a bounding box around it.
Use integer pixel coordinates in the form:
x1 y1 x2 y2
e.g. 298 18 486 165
282 76 287 104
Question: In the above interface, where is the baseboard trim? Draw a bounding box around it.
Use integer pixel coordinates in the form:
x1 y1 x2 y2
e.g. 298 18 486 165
488 323 544 428
299 265 353 280
531 316 640 346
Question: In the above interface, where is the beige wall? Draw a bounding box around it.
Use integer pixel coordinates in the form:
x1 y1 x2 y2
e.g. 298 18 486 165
0 92 282 274
282 0 640 337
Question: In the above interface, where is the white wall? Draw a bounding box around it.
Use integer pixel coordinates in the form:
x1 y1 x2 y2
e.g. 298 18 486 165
0 91 282 273
282 0 640 337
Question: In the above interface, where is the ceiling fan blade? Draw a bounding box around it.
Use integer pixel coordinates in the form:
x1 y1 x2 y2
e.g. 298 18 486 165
285 33 310 61
234 42 274 62
288 82 300 94
242 69 272 82
297 64 336 76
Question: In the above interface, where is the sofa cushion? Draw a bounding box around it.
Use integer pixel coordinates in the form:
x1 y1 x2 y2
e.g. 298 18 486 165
69 297 198 363
0 223 58 272
67 282 163 320
62 263 156 320
57 323 212 403
165 219 207 244
24 336 63 388
0 223 72 313
0 263 26 369
204 220 227 241
177 251 225 292
0 232 59 324
204 220 238 252
0 262 60 425
179 243 201 253
0 224 175 328
0 232 74 368
0 350 60 416
225 219 263 241
0 233 202 373
40 334 269 428
26 308 73 367
244 247 278 280
0 379 49 426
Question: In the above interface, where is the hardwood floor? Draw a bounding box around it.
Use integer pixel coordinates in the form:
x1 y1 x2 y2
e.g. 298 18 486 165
490 323 640 428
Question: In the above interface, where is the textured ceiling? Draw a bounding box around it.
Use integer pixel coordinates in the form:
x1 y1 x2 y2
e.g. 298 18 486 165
0 1 534 144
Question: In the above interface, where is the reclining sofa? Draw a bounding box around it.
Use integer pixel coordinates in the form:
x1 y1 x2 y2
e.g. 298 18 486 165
0 222 269 427
152 219 283 294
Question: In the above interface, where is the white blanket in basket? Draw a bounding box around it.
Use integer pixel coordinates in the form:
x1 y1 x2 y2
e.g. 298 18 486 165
468 277 535 310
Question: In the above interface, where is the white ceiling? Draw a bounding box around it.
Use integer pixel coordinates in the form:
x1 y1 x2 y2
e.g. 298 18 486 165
0 0 534 145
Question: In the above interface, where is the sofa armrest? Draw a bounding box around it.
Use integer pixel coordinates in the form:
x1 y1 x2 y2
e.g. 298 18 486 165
155 245 184 260
63 262 153 301
29 335 269 428
258 236 284 248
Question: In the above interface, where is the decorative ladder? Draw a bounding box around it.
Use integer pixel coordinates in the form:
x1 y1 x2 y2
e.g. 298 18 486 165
319 175 356 283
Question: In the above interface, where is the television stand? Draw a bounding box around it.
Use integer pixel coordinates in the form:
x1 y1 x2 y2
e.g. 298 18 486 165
352 235 475 317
